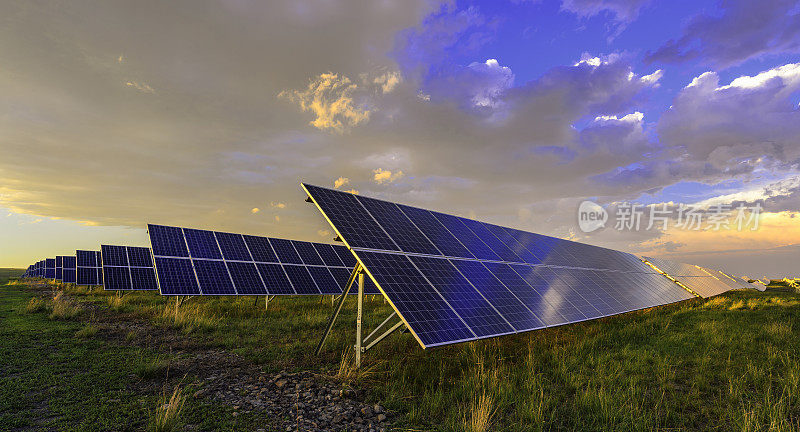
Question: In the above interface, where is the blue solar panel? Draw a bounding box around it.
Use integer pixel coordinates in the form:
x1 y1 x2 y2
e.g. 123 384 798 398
77 267 98 285
101 245 158 290
356 195 440 255
282 265 320 294
243 235 278 263
149 224 363 296
332 245 357 268
127 247 153 267
256 263 295 295
430 211 501 261
104 266 132 290
356 251 475 347
397 204 474 258
306 266 341 294
409 256 514 337
149 225 189 257
227 262 267 295
130 267 158 290
62 269 76 284
216 232 252 261
193 259 236 294
154 257 200 295
300 184 399 251
269 239 303 264
304 183 699 348
312 243 345 267
102 245 129 267
292 241 325 266
184 228 222 259
451 260 545 331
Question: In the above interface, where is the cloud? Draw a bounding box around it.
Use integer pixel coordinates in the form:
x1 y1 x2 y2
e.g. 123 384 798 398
334 177 350 189
251 207 260 214
373 168 405 184
373 71 402 94
270 201 286 209
560 0 651 23
317 229 331 237
279 73 370 133
125 81 155 94
645 0 800 68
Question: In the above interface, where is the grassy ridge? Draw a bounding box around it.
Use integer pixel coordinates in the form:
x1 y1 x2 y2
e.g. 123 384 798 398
5 280 800 431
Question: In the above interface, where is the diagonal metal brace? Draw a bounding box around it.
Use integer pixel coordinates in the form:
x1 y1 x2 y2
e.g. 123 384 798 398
315 263 361 355
363 319 404 353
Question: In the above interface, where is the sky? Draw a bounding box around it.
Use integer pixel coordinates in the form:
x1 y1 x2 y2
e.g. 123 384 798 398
1 0 799 277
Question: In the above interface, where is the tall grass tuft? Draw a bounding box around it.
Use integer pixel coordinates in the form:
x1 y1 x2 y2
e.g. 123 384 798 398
464 391 495 432
49 291 81 320
19 297 47 314
149 386 185 432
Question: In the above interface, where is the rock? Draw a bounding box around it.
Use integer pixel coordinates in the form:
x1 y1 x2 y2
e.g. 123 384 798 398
377 414 386 422
373 404 383 413
275 379 288 388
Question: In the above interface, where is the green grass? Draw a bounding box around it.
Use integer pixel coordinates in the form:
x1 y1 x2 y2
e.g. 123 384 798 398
0 268 24 285
6 280 800 431
0 284 273 431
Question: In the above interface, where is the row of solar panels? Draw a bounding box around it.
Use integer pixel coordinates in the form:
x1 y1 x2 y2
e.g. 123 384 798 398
21 183 759 349
21 235 380 295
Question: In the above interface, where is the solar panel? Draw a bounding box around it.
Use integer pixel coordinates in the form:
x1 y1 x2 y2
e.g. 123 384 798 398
303 183 697 348
100 245 158 290
76 250 102 286
62 256 77 284
45 258 56 279
55 256 65 281
643 257 733 297
147 224 379 296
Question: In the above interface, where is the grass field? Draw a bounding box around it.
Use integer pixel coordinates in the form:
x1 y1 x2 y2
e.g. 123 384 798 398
0 268 24 285
2 278 800 431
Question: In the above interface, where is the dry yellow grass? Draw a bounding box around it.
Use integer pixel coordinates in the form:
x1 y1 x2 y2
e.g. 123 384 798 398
150 386 185 432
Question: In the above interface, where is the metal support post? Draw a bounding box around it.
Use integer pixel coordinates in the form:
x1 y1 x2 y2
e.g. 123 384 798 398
355 271 364 368
314 264 360 355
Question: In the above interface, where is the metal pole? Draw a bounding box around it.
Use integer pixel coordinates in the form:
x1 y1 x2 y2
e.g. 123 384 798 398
355 271 364 368
314 264 360 355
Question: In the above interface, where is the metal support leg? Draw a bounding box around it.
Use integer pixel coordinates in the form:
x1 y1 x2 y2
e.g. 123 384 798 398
314 264 361 355
355 272 364 368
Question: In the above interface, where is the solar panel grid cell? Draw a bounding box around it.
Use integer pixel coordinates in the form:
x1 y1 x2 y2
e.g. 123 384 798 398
292 241 325 266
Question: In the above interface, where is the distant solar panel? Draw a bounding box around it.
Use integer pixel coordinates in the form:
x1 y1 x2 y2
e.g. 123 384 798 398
45 258 56 279
100 245 158 290
643 257 733 297
147 224 379 296
55 256 65 281
62 256 77 284
303 183 696 349
76 250 103 285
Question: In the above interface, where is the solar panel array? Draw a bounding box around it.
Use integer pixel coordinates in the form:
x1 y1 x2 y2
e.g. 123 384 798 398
148 224 379 296
302 183 698 348
643 256 735 298
101 245 158 290
76 250 103 286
